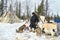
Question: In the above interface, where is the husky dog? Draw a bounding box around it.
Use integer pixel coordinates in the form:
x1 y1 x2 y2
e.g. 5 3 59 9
16 24 26 33
16 20 29 33
40 16 57 36
35 25 41 36
42 23 57 36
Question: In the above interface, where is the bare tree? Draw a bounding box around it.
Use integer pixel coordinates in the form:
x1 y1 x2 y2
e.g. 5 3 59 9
0 0 7 16
9 4 13 12
45 0 49 16
34 3 37 13
15 0 21 18
15 0 19 17
19 2 21 18
26 0 31 19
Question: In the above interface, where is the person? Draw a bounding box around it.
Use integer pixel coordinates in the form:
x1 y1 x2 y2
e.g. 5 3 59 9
29 12 39 32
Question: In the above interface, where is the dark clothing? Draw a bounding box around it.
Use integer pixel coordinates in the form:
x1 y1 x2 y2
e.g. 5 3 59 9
30 23 37 30
30 14 39 29
30 15 39 23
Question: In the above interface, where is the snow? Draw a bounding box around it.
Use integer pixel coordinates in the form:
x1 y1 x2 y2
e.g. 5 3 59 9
0 21 60 40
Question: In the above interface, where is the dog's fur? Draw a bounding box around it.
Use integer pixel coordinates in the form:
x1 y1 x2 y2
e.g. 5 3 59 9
35 25 41 36
40 16 46 23
42 23 57 36
16 20 29 33
40 16 57 36
16 24 26 33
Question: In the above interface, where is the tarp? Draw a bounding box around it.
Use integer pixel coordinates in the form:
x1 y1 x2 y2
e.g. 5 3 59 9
0 12 20 23
54 19 60 23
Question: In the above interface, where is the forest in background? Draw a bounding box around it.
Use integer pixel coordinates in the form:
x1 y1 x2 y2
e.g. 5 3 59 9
0 0 60 20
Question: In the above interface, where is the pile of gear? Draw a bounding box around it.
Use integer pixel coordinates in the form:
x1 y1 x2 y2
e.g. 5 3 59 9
0 12 20 23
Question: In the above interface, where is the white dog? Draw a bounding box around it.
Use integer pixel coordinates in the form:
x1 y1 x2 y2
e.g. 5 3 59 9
40 16 57 36
42 23 57 36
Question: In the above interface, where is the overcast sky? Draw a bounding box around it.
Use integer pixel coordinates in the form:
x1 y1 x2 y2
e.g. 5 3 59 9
6 0 60 16
48 0 60 16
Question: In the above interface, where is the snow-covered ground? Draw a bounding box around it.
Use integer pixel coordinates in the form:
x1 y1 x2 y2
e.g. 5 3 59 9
0 21 60 40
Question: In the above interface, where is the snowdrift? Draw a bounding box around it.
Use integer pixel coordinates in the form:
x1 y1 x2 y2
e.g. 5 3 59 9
0 21 59 40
